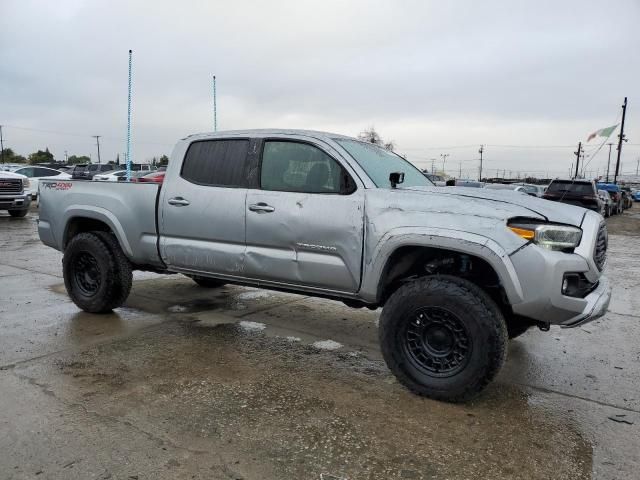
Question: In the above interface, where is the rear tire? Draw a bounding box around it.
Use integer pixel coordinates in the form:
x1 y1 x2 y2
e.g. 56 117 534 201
63 232 132 313
190 275 226 288
8 209 28 218
378 275 508 402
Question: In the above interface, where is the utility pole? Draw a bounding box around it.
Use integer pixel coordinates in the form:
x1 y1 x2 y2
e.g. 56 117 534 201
458 161 462 178
93 136 101 164
431 159 435 174
478 145 484 181
636 157 639 176
440 153 449 175
614 97 627 184
0 125 4 164
569 163 573 177
574 142 582 178
605 143 613 182
64 150 68 163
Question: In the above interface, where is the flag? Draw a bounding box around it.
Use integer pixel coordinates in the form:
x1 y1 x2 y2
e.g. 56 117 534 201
587 124 618 142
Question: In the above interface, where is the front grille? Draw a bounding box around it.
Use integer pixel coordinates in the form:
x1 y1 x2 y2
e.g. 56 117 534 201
0 179 23 194
594 223 607 271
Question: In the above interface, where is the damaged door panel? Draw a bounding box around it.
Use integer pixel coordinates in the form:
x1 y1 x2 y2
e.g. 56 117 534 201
159 138 255 275
245 139 363 291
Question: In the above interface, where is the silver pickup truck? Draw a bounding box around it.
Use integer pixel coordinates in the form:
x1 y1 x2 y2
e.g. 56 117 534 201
38 129 611 402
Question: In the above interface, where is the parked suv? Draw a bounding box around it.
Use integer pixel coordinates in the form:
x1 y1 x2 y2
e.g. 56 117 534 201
70 164 89 180
621 187 633 209
0 170 31 217
543 179 602 213
596 183 623 214
598 190 613 217
73 164 117 180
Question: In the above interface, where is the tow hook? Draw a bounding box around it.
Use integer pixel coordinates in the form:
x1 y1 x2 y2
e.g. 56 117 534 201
537 322 550 332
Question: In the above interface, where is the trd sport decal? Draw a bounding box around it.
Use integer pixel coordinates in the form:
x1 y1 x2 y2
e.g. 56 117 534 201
42 181 73 191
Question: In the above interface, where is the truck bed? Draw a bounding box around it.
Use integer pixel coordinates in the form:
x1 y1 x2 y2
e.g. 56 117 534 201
38 179 163 267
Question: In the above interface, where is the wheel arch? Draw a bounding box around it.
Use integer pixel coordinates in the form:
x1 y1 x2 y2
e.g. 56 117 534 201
361 228 524 306
62 208 132 257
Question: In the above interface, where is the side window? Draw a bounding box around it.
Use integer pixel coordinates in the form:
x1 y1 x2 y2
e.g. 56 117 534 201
35 167 56 176
17 167 34 177
260 141 355 194
181 139 250 187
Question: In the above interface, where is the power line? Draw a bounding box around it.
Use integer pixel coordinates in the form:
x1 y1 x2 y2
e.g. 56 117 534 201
0 124 173 147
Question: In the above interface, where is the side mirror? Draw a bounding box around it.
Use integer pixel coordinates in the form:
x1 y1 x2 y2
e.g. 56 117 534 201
389 172 405 189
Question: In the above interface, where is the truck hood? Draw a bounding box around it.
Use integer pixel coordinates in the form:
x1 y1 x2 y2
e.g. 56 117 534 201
0 171 27 180
383 186 587 227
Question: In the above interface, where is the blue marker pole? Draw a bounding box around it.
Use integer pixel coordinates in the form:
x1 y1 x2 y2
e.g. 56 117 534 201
126 49 133 181
212 75 217 132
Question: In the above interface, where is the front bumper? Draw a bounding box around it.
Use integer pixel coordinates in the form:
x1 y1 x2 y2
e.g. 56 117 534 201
509 211 610 326
559 276 611 327
0 193 31 210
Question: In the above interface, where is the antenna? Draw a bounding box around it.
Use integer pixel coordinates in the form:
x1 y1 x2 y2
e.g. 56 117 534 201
126 49 133 181
212 75 217 132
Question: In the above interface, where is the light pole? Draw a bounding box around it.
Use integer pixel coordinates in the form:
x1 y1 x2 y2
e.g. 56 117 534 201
0 125 4 164
440 153 449 175
605 143 613 182
478 145 484 181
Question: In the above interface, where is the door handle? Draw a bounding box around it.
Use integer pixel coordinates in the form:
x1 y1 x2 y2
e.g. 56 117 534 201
168 197 190 206
249 203 275 213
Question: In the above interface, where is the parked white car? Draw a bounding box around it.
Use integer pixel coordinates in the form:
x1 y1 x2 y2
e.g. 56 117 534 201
10 166 70 199
93 170 128 182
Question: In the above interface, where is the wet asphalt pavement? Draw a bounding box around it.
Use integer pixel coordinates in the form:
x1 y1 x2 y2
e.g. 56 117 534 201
1 207 639 479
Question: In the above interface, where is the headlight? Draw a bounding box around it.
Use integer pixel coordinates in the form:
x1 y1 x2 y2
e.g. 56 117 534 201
508 220 582 251
22 178 30 189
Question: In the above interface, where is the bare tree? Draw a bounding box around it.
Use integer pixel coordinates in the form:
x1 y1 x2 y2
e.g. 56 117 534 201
358 127 395 151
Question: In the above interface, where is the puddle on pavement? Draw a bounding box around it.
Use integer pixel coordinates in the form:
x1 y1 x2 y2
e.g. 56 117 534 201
15 320 593 479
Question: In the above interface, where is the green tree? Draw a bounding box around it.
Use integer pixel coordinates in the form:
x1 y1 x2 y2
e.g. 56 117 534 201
28 148 55 165
158 154 169 166
1 147 27 164
67 155 91 165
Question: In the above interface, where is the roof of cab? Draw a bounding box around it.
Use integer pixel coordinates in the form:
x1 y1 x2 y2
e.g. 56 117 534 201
182 129 356 142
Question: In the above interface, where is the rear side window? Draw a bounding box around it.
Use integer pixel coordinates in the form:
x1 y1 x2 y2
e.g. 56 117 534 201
181 140 250 187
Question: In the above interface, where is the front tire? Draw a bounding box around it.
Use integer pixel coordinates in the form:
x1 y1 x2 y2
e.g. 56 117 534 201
63 232 132 313
379 275 508 402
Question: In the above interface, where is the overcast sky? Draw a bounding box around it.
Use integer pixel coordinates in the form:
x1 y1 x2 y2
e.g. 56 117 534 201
1 0 639 178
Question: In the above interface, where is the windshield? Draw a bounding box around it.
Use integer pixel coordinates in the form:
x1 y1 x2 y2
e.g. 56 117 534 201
547 181 594 194
335 139 432 188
